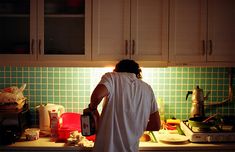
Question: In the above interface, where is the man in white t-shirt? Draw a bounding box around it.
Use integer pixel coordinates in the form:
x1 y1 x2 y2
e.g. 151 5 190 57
84 59 161 152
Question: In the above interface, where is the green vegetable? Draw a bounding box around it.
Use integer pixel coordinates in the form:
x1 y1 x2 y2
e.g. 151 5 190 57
149 131 158 143
176 125 185 135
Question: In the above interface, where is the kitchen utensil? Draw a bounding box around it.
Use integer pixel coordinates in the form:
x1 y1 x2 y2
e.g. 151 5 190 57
202 113 218 123
186 86 210 117
188 116 216 129
36 103 64 135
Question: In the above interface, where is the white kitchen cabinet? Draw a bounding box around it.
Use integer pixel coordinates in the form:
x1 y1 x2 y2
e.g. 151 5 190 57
92 0 169 62
0 0 92 65
169 0 235 64
0 0 34 62
207 0 235 62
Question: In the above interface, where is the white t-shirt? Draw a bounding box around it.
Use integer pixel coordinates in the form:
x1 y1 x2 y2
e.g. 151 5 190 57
93 72 158 152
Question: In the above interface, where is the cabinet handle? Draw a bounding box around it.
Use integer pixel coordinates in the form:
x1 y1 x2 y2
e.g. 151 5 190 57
209 40 213 55
125 40 128 55
39 39 42 55
202 40 206 56
31 39 35 54
132 40 135 55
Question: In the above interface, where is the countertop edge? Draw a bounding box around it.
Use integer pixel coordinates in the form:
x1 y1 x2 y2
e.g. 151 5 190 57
1 138 235 151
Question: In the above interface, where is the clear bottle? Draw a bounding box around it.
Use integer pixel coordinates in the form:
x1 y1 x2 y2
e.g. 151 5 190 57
157 97 165 126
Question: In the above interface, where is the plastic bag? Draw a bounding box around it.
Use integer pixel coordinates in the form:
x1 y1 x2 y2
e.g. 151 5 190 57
0 83 26 103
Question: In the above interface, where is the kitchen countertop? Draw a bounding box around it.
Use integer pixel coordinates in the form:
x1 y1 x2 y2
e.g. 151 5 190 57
1 137 235 152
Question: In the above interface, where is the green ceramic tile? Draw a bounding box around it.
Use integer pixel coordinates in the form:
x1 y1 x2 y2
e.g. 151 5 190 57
54 73 59 77
1 66 235 125
78 97 84 102
60 85 66 90
53 97 59 102
66 73 73 77
66 102 72 108
176 68 182 72
60 97 66 102
67 91 73 96
48 97 53 101
47 72 53 77
66 79 72 84
60 91 66 96
10 78 17 83
188 68 194 72
67 97 73 102
60 79 66 84
60 73 66 77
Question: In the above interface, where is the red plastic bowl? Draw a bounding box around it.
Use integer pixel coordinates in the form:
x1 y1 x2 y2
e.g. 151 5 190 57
57 112 96 141
57 112 81 140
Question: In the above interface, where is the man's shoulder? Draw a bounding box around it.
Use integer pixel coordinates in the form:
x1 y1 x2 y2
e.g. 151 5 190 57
102 72 114 77
136 79 152 91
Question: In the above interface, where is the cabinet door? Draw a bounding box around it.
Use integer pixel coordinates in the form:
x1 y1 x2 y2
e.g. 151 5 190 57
37 0 91 61
131 0 168 61
207 0 235 62
169 0 207 63
0 0 36 62
92 0 130 61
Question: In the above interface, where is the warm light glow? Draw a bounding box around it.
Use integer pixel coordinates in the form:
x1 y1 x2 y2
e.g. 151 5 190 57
102 67 114 73
141 67 154 83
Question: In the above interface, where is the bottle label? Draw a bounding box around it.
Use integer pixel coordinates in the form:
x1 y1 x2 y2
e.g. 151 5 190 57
81 113 96 136
81 115 91 136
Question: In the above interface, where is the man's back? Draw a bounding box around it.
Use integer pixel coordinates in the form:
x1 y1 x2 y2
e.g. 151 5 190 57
93 72 158 152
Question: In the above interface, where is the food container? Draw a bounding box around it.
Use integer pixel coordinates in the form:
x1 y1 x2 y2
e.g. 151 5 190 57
36 103 64 135
57 112 81 141
25 128 40 141
49 110 60 138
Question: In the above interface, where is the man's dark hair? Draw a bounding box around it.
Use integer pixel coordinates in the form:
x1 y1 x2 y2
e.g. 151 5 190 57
113 59 142 79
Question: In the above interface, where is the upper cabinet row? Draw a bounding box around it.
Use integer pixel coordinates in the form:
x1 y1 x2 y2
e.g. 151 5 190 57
92 0 168 62
0 0 91 63
169 0 235 65
0 0 234 66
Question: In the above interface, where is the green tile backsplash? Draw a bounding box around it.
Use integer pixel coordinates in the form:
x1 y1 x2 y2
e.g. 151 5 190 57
0 66 234 126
